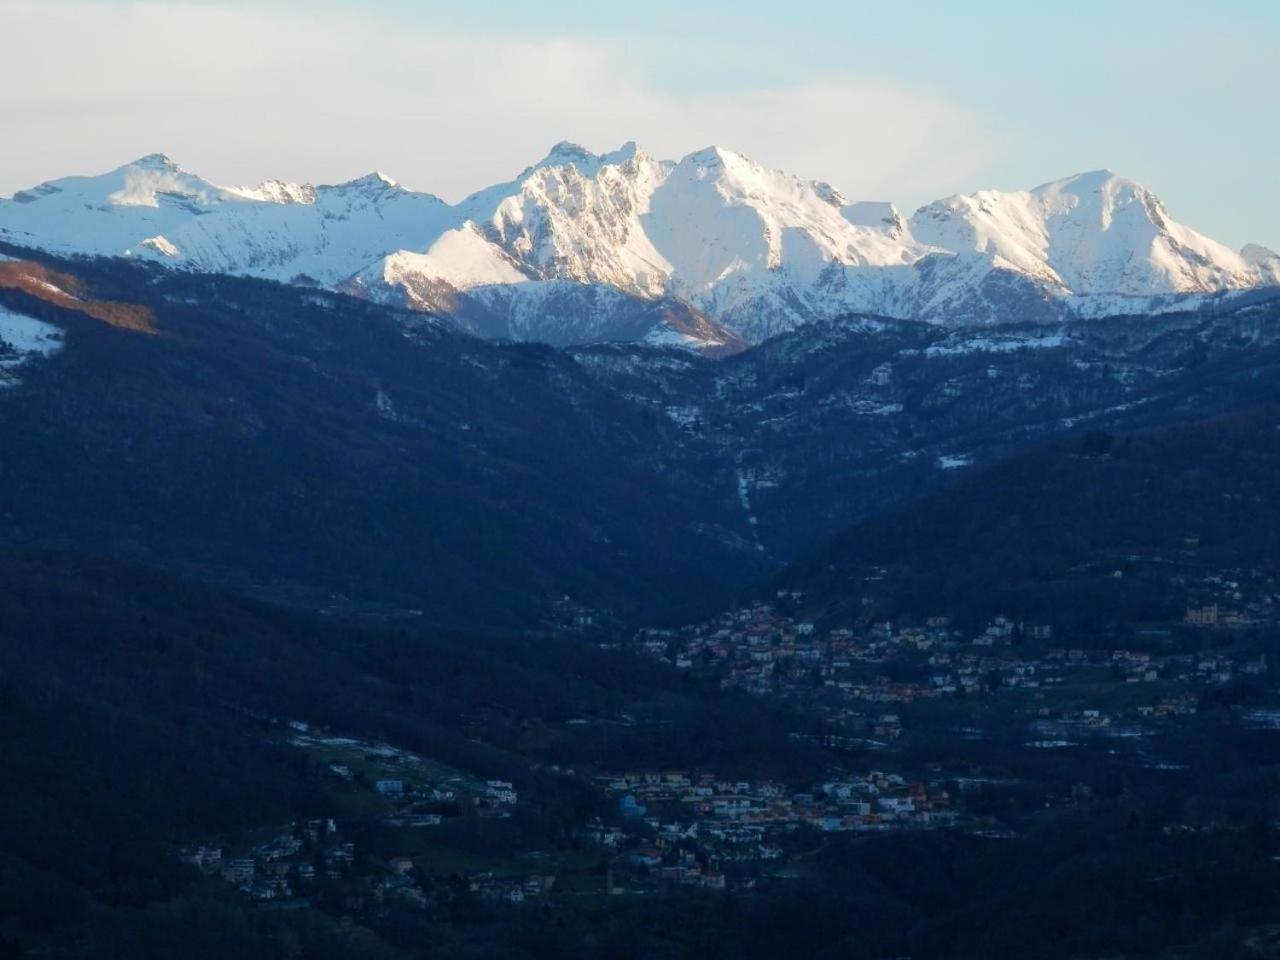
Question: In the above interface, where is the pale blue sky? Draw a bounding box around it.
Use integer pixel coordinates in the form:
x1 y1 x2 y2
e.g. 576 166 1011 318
6 0 1279 249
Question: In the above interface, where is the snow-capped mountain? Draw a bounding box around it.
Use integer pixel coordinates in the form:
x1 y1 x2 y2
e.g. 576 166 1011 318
910 170 1265 318
1 147 1274 349
1243 243 1280 285
0 153 455 285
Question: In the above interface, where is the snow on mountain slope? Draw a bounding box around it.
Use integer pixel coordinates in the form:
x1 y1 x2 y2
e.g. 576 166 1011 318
134 170 455 286
644 147 932 340
1243 244 1280 286
841 200 909 238
471 281 745 352
0 305 62 387
910 170 1259 304
343 263 746 353
445 142 935 341
364 223 530 294
650 147 922 284
0 154 238 258
454 141 676 296
1 149 1275 348
336 214 745 350
0 155 455 288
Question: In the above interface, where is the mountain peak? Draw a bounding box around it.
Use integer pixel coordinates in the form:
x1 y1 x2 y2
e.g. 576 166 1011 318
544 140 597 163
608 140 640 161
1242 242 1279 264
2 147 1274 348
599 141 653 168
514 141 657 184
1035 168 1149 198
1073 167 1122 183
130 152 179 171
524 141 606 176
843 200 905 234
1243 243 1280 283
679 145 747 169
324 171 402 194
228 178 317 205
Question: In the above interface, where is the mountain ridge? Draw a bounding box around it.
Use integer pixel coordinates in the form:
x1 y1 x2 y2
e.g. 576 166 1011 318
1 146 1275 350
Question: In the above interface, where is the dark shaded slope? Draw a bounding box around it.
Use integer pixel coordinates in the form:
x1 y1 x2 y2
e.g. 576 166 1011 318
779 403 1280 636
0 548 824 956
0 246 761 627
575 293 1280 564
5 242 1280 632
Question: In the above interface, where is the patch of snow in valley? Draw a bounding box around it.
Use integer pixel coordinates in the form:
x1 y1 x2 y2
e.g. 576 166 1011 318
664 405 702 427
1060 396 1158 429
27 277 81 302
733 458 785 553
644 326 717 350
375 389 399 422
140 234 181 258
735 469 753 512
857 401 903 416
924 334 1067 358
817 394 905 415
0 305 63 386
1024 740 1080 749
1244 708 1280 731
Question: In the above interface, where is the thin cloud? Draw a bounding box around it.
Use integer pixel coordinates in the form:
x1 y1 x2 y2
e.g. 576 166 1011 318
0 1 1002 207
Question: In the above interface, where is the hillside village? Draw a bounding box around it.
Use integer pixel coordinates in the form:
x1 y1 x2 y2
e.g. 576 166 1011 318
177 726 539 915
585 766 966 894
172 566 1279 922
180 760 971 912
626 569 1274 736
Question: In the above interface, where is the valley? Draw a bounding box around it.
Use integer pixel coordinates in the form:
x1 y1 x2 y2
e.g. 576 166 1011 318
5 1 1280 955
1 241 1279 957
3 243 1279 626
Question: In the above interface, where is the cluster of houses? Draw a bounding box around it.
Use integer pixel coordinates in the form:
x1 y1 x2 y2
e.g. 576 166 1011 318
180 814 557 916
582 767 962 889
600 769 956 831
338 859 557 911
291 725 520 826
360 771 517 822
179 818 354 904
1177 566 1280 628
468 872 557 904
630 597 1270 717
177 725 534 916
630 603 1062 701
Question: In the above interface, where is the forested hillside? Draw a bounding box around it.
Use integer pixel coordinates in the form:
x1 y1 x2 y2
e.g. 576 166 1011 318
780 405 1280 639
